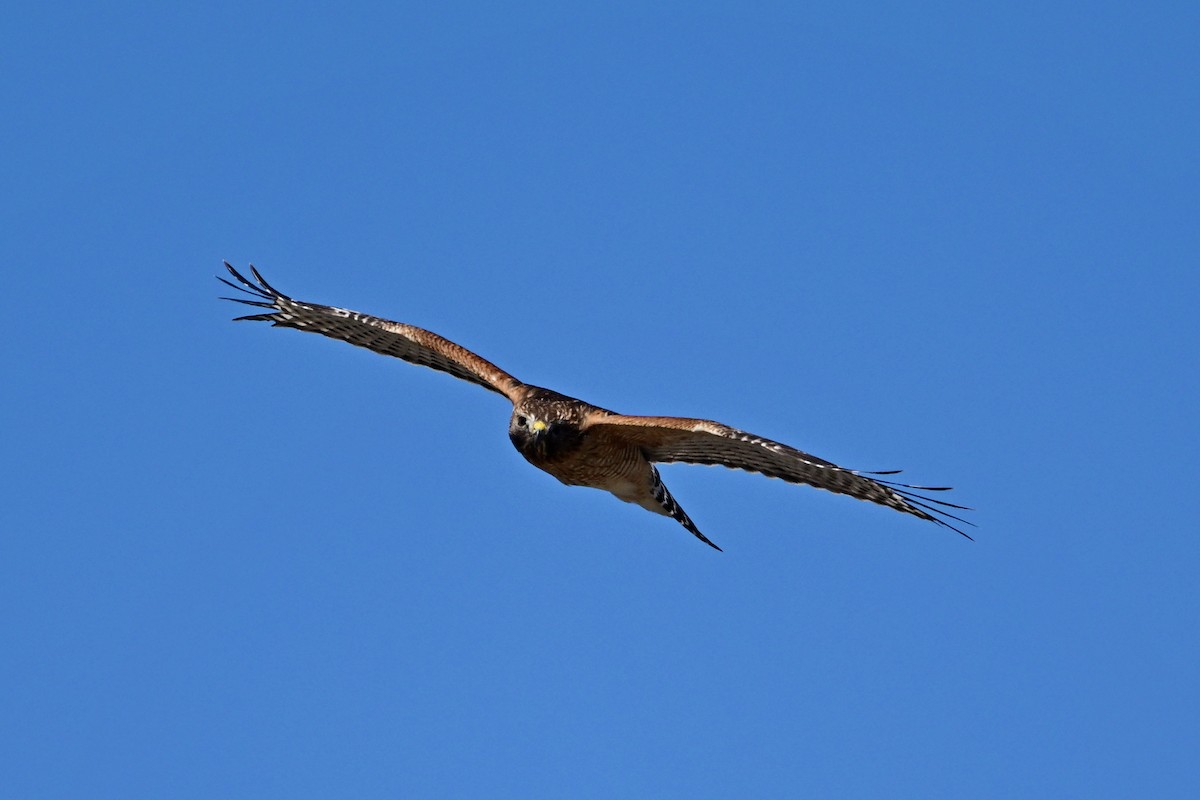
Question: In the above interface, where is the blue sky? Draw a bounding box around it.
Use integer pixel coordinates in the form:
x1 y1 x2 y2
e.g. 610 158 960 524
3 2 1197 797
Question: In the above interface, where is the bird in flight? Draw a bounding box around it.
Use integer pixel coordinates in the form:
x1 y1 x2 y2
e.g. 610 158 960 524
220 263 972 550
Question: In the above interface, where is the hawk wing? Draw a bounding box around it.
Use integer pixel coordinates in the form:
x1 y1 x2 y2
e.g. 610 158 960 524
219 263 525 402
583 414 973 538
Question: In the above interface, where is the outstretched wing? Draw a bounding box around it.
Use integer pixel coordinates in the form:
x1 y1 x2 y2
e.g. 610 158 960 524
584 414 974 538
219 263 525 402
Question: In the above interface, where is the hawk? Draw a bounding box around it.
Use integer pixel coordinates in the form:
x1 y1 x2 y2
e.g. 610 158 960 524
220 263 972 551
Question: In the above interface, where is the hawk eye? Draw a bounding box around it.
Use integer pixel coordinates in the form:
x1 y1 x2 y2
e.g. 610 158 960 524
516 415 527 427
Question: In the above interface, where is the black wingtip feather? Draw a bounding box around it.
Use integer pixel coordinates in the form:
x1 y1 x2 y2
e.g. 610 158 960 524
248 264 289 300
882 486 973 512
219 297 276 309
223 262 265 294
903 495 975 528
890 489 977 540
850 469 976 537
220 262 291 321
221 261 291 301
217 275 266 298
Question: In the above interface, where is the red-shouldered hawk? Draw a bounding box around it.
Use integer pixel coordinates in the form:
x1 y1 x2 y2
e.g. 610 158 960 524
221 263 972 551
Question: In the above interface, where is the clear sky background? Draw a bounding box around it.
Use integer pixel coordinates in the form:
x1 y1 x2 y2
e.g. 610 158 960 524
3 2 1197 797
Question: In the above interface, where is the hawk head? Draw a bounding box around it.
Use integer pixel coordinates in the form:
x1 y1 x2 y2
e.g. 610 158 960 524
508 410 584 462
506 388 590 462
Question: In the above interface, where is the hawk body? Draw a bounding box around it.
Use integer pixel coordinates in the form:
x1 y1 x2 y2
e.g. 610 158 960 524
504 388 717 546
221 263 972 550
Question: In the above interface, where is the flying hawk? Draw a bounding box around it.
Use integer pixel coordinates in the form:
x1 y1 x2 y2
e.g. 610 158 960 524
220 263 972 550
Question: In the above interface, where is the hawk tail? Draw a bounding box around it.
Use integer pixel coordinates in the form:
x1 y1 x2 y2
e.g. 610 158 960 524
650 467 722 551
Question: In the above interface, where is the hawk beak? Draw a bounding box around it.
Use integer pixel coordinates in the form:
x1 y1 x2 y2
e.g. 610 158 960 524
529 419 549 456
